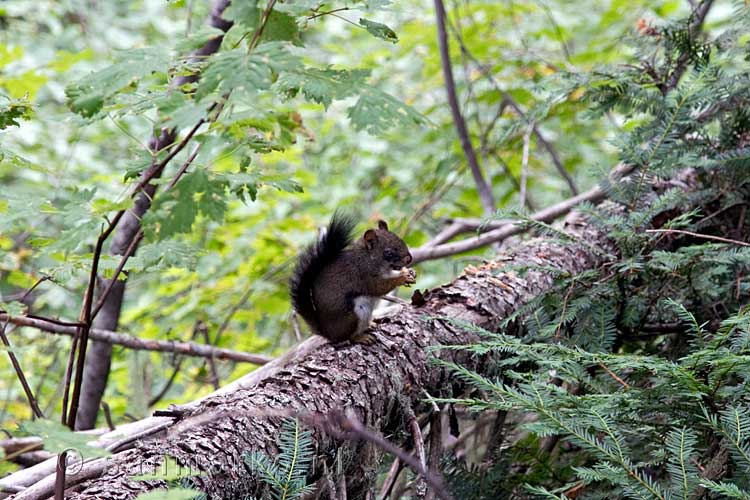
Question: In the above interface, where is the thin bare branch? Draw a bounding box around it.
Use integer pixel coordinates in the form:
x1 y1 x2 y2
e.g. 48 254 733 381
379 457 404 500
646 228 750 247
434 0 495 214
412 164 632 263
67 212 125 428
0 320 44 419
520 121 534 208
445 18 579 195
2 314 272 365
53 453 66 500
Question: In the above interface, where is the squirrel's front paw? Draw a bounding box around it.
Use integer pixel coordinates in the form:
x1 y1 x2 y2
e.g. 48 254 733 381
400 267 417 286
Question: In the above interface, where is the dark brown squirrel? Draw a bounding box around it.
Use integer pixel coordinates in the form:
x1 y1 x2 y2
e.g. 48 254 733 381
289 211 416 343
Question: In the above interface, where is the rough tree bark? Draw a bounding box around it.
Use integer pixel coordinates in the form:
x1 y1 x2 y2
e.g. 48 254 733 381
38 209 613 499
76 0 233 430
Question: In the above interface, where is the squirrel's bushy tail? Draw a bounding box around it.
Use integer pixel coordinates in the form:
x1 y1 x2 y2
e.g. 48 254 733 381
290 210 355 333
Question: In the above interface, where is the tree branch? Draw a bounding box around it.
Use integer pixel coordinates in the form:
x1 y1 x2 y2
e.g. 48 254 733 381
434 0 495 215
0 320 44 419
1 314 271 365
412 164 632 263
445 19 579 195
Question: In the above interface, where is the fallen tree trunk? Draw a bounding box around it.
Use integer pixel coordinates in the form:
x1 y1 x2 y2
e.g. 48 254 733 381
14 207 612 500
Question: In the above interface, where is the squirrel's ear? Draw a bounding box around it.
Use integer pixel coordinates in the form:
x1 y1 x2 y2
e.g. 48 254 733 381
364 229 378 249
377 220 389 231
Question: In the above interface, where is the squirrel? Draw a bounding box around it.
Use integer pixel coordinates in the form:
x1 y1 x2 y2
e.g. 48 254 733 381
289 211 416 344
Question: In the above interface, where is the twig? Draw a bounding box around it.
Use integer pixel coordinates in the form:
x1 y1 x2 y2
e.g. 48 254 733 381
411 164 632 263
53 452 65 500
0 320 44 419
423 221 466 248
520 121 534 209
247 0 278 52
379 457 404 500
2 314 271 365
597 361 630 389
408 412 428 497
538 0 572 62
410 415 427 469
91 142 202 322
530 121 578 195
307 412 454 500
101 401 115 431
148 360 184 408
495 153 535 210
308 6 350 20
506 96 579 195
199 322 220 390
445 19 579 195
214 263 286 345
434 0 495 215
90 229 144 321
291 313 302 342
60 329 79 425
478 97 510 157
67 212 125 429
645 229 750 247
19 275 52 303
424 412 443 500
401 165 464 236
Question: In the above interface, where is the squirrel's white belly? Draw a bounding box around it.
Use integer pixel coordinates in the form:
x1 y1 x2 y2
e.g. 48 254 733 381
353 296 379 334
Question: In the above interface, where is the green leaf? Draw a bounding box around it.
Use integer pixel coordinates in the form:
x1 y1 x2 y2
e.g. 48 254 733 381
224 3 261 28
155 92 206 131
174 26 225 52
360 0 392 8
263 176 303 194
0 98 33 129
145 170 228 239
18 420 110 459
226 4 299 43
90 197 134 216
358 18 398 43
347 86 426 134
0 300 26 317
196 42 300 101
134 489 203 500
128 240 199 272
274 68 370 108
261 10 300 44
66 47 169 117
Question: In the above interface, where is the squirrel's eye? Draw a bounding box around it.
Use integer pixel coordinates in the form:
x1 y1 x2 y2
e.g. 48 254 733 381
384 249 395 260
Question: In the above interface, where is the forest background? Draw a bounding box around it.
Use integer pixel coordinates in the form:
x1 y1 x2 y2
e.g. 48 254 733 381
1 0 749 499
